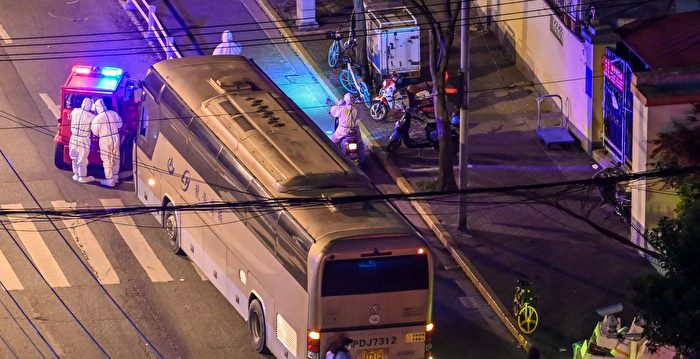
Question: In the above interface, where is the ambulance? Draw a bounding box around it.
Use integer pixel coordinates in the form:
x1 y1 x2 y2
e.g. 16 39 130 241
53 65 142 171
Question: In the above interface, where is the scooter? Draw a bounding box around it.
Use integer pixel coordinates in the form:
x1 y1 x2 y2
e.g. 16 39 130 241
385 109 458 153
332 110 364 165
370 80 435 121
340 127 363 165
369 74 458 121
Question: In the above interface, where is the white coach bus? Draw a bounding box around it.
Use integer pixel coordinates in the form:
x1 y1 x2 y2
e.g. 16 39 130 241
133 55 434 359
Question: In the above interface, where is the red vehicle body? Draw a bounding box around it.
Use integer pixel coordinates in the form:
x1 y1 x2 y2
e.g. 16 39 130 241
53 65 141 171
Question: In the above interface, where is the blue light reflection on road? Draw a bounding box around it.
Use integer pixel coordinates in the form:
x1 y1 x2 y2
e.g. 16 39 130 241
277 83 335 137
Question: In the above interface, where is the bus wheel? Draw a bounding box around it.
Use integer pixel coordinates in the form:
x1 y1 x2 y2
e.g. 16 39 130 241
54 144 70 170
164 203 184 255
248 299 269 354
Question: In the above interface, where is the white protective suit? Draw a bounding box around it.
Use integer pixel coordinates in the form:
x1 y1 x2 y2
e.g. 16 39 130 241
90 98 122 187
212 30 242 55
329 93 358 143
69 98 96 182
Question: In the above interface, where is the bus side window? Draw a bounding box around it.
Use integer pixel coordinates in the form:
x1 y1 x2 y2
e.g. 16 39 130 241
276 212 309 287
244 179 278 253
140 106 149 136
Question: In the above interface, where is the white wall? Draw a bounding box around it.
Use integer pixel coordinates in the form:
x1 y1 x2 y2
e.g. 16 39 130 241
475 0 593 148
630 96 688 250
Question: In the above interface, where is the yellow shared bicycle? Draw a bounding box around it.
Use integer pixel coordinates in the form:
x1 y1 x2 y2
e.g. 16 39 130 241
513 280 539 334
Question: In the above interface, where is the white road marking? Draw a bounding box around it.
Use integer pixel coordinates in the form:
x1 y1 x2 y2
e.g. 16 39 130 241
52 201 120 285
2 204 70 288
454 278 513 342
0 24 13 44
100 199 173 282
0 249 23 290
39 93 61 119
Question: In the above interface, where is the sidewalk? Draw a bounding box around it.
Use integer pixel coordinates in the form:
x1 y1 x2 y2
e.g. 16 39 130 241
261 1 659 358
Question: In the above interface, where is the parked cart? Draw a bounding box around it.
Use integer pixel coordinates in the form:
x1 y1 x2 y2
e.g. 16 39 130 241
535 94 575 149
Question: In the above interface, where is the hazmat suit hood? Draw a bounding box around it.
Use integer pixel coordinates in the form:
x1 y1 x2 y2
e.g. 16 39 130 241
80 98 94 112
343 93 353 104
222 30 233 43
94 98 107 114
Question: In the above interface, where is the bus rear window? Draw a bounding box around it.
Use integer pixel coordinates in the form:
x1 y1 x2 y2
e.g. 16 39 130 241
321 255 429 296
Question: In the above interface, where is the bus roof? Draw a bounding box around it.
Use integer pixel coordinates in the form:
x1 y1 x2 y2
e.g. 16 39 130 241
150 56 420 244
152 56 367 194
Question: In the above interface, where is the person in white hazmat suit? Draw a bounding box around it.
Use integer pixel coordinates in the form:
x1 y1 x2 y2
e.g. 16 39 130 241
69 98 96 183
329 93 358 144
90 98 122 187
212 30 242 55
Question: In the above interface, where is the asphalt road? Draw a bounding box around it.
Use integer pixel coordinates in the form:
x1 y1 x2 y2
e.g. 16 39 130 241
0 1 524 358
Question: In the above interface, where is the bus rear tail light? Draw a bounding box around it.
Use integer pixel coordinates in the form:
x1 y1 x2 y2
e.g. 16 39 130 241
425 323 434 358
307 330 320 359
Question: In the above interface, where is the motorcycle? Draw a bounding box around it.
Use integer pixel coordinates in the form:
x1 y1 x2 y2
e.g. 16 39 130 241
330 103 365 165
340 127 363 165
385 108 458 154
369 73 458 121
370 80 435 121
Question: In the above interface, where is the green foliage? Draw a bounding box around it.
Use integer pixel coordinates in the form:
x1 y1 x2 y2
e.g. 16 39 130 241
631 110 700 357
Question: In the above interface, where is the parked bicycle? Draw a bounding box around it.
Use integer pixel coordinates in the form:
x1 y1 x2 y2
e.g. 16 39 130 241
592 164 631 223
326 25 356 68
339 57 371 107
513 280 539 334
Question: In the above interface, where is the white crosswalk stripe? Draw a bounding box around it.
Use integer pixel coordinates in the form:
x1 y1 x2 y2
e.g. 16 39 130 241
100 198 173 282
2 204 71 288
51 201 120 285
0 249 23 290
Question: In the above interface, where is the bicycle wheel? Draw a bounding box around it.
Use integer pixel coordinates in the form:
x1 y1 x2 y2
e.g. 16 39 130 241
517 304 539 334
340 70 358 94
359 81 372 107
328 41 340 68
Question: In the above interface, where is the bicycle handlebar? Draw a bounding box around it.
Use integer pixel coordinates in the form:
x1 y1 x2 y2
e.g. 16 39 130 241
516 279 532 287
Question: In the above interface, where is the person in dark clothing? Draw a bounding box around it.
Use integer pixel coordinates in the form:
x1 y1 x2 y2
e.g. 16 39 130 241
325 336 353 359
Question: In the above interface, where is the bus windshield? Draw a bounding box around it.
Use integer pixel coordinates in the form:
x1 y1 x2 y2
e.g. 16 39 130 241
322 255 429 296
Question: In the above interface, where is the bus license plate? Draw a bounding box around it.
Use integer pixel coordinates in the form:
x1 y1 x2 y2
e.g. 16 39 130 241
362 348 386 359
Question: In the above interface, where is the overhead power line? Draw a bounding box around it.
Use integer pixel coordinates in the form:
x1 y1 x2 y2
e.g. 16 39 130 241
0 281 56 358
0 166 695 218
0 0 618 45
0 0 654 62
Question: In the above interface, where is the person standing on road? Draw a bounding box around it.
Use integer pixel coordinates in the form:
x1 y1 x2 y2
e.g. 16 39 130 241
325 336 353 359
329 93 358 144
69 97 96 183
212 30 242 56
90 98 122 187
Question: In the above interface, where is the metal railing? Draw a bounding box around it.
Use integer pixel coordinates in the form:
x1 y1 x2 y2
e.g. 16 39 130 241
125 0 182 59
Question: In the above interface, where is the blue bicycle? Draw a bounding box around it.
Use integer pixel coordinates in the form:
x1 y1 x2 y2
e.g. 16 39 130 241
327 26 356 68
338 57 371 108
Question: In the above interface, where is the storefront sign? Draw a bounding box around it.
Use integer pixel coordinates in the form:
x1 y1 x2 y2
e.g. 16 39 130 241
603 58 625 91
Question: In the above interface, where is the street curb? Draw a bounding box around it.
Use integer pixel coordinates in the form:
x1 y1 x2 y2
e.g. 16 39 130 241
253 0 530 353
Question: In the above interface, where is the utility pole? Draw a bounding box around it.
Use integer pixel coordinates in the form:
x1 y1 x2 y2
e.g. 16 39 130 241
457 0 470 229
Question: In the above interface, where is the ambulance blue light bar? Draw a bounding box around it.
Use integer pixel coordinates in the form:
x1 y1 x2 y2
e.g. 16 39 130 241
101 67 123 77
